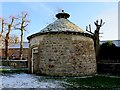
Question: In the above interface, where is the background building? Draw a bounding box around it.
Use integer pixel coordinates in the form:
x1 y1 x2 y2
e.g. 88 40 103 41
0 42 29 60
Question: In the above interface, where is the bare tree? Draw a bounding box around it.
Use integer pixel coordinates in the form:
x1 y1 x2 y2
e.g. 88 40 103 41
86 19 105 61
0 18 5 60
0 18 4 52
15 12 30 60
5 16 15 60
0 18 4 39
9 34 19 43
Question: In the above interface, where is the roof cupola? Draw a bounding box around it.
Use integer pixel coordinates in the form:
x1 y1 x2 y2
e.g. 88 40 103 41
56 10 70 19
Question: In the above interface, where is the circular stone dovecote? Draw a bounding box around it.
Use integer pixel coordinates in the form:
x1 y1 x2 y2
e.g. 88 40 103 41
27 10 96 76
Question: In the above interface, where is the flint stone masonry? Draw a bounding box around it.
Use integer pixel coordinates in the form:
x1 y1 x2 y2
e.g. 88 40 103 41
30 33 96 76
28 11 97 76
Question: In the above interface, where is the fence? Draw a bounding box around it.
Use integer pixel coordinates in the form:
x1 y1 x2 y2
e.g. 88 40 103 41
97 59 120 74
0 60 28 69
97 59 120 63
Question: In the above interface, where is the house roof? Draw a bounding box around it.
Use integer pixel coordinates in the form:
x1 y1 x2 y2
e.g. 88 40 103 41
2 42 29 49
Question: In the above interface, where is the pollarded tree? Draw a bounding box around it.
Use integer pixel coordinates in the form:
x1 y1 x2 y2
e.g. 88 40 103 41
14 12 30 60
0 18 5 39
86 19 105 61
5 16 15 60
0 18 5 59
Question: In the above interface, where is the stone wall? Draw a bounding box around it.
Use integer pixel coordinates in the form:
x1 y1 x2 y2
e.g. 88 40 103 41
1 60 28 69
30 33 96 76
0 48 28 60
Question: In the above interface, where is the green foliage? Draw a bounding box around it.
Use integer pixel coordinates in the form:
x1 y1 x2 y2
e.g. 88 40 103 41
101 41 116 48
106 41 114 46
99 41 118 60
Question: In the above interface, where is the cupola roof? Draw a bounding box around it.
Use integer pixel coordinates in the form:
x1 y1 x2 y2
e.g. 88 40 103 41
40 10 84 33
27 10 85 40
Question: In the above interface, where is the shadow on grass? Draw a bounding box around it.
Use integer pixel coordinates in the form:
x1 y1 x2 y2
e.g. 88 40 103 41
42 74 120 89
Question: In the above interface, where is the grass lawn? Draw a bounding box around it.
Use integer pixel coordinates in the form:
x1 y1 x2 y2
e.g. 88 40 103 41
0 68 28 73
46 75 120 89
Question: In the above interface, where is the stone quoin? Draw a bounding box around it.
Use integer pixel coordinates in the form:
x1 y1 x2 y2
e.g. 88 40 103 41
27 10 96 76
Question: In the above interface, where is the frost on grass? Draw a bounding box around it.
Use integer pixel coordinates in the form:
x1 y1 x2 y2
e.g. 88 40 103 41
0 73 63 88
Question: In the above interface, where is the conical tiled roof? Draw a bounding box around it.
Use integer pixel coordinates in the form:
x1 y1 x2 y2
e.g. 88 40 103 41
40 18 84 33
27 10 85 40
40 10 84 33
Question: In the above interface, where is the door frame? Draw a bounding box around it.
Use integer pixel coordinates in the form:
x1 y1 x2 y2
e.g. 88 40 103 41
31 47 38 73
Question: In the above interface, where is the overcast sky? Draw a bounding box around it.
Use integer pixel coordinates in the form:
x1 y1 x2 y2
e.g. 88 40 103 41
1 1 119 41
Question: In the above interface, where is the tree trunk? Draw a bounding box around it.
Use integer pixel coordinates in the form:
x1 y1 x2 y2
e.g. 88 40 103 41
5 25 11 61
20 29 24 60
94 30 100 62
4 17 14 61
5 37 9 60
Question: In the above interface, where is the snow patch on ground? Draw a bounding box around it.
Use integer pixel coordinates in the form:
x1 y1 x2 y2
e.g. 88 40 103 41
0 73 64 88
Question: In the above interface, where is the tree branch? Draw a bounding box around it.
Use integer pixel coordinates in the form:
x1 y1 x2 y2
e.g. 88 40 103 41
86 25 94 35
